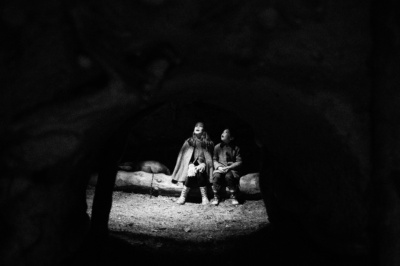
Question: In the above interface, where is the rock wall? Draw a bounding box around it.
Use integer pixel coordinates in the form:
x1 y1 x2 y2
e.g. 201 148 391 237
0 0 399 265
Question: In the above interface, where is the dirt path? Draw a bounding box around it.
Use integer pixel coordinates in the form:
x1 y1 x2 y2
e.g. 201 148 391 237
83 189 352 266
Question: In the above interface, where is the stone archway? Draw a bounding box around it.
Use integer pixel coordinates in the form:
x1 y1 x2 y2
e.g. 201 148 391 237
1 0 399 265
149 74 371 255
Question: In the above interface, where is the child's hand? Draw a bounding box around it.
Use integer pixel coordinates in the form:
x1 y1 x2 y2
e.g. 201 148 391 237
219 166 229 173
196 164 206 173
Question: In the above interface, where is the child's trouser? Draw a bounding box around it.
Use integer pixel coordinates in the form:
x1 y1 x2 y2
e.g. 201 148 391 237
212 171 238 192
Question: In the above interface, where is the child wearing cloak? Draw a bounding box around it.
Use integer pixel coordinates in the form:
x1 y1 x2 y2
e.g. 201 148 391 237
172 122 214 205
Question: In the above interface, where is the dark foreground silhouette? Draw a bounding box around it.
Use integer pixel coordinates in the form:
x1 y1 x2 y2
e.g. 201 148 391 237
68 223 370 266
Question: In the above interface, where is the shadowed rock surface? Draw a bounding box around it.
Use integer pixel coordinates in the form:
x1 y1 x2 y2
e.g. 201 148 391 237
1 0 400 265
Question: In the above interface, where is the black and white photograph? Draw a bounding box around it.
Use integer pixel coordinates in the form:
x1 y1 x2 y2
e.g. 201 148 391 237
0 0 399 265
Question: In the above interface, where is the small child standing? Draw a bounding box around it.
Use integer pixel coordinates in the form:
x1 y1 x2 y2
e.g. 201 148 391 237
211 128 242 205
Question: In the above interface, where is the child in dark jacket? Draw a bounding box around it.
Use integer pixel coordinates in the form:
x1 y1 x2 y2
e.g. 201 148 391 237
212 128 242 205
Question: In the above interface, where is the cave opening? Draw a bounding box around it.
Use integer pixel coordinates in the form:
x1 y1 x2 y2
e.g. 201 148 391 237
121 101 262 174
86 100 269 260
2 0 397 265
82 75 372 266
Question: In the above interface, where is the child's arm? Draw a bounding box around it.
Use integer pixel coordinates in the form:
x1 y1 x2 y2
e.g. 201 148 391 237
226 146 242 170
213 144 224 170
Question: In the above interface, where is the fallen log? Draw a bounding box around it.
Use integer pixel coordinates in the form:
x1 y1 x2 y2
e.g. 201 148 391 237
92 171 262 199
118 160 171 175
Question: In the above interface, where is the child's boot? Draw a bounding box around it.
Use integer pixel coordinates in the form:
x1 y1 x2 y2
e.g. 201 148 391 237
229 189 239 205
211 186 220 206
199 186 209 205
177 185 190 205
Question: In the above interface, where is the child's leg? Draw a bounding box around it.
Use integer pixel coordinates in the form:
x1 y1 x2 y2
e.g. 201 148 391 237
212 172 225 192
211 172 224 205
184 163 197 187
176 183 190 205
197 172 209 204
177 164 195 205
226 171 239 205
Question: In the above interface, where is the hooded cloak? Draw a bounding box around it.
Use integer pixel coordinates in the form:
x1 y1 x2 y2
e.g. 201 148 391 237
171 139 214 183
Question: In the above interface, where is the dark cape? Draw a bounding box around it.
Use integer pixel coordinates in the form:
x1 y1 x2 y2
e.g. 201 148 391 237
171 139 214 183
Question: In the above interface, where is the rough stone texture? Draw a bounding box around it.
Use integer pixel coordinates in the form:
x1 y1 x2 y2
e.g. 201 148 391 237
370 1 400 265
0 0 398 265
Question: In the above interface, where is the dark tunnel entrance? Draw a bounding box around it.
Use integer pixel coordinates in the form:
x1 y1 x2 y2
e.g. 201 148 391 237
85 89 370 266
120 101 262 174
1 58 374 266
86 101 269 258
1 0 387 264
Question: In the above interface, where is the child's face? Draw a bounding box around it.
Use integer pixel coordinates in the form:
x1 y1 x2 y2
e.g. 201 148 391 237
193 123 204 135
221 129 232 143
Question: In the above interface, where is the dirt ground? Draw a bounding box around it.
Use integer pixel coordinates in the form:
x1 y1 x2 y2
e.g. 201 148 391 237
83 188 360 266
86 187 269 253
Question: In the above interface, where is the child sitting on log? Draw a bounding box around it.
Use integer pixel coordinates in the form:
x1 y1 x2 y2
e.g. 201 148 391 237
211 128 242 205
171 122 214 205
